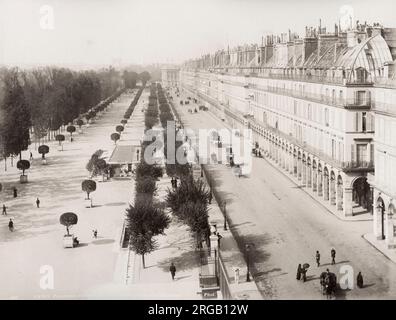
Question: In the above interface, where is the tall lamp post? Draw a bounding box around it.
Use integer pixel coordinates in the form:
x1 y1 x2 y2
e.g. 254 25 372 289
245 244 251 282
223 200 227 231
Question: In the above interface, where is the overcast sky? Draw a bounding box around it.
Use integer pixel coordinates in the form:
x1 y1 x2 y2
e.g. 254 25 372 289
0 0 395 68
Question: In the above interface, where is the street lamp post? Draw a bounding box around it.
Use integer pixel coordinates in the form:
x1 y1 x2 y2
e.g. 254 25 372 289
223 200 227 231
245 244 251 282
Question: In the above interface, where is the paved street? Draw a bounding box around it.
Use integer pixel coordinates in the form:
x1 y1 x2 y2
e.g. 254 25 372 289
0 92 138 299
173 91 396 299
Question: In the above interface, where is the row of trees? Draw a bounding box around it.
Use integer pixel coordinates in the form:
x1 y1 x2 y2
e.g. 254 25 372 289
145 84 159 130
126 85 169 268
157 84 212 249
156 84 190 178
124 86 145 119
0 66 124 165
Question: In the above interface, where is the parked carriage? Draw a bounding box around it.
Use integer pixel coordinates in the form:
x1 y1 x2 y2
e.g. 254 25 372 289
320 271 338 299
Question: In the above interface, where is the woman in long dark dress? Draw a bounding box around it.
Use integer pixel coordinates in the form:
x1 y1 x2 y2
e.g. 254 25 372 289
296 264 302 280
357 272 364 288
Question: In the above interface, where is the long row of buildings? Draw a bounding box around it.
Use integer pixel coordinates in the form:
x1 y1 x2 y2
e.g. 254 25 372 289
161 21 396 249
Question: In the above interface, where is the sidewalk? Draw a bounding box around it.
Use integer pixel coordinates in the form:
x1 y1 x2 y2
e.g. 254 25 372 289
206 187 263 300
363 233 396 263
126 177 201 300
172 91 262 299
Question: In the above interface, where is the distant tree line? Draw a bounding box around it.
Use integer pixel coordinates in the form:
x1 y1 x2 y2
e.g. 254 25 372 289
122 70 151 89
0 67 151 168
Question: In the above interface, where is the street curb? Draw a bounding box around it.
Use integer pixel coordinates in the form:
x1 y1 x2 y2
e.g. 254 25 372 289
362 233 396 264
262 156 372 223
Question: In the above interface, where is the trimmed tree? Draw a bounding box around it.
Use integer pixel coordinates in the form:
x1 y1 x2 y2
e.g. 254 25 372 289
125 199 170 268
17 160 30 176
121 119 127 125
111 132 120 144
60 212 78 236
38 145 49 160
66 125 76 142
77 119 84 133
56 134 65 150
82 179 96 200
115 125 124 135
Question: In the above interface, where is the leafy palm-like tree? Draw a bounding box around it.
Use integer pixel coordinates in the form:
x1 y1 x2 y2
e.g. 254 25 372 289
166 175 210 214
125 199 170 268
178 201 210 248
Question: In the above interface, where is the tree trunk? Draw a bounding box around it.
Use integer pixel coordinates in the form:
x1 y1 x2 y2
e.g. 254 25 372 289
87 192 90 200
66 226 69 236
142 254 145 268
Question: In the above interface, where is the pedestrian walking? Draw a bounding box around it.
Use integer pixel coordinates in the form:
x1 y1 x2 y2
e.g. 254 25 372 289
296 264 302 280
217 232 222 248
93 229 98 238
169 262 176 280
357 271 364 288
302 267 307 282
13 187 17 198
36 197 40 208
30 152 33 161
208 191 213 205
2 204 7 215
316 250 321 267
8 219 14 232
331 248 336 265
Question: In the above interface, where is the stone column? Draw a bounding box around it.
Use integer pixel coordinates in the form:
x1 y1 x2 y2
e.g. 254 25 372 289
302 162 307 185
307 166 312 188
312 170 317 192
373 202 384 240
343 187 353 217
336 184 343 211
297 159 302 180
385 212 395 248
330 179 336 206
318 173 323 196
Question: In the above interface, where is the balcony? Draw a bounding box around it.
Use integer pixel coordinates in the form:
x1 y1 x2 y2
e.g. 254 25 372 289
211 67 375 86
371 101 396 116
341 161 374 172
248 117 374 172
248 84 372 109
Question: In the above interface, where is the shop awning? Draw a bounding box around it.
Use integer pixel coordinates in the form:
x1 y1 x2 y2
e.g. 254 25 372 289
108 145 140 165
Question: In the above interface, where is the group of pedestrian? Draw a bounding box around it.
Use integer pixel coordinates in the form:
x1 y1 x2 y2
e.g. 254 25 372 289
296 264 308 282
171 177 178 189
2 197 41 233
297 248 365 290
315 248 336 267
253 149 262 158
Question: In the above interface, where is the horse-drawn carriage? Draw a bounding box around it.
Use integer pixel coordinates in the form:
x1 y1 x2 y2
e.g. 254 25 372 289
320 271 338 299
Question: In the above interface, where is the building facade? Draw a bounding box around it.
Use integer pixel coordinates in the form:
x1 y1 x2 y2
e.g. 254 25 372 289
179 23 396 244
161 66 180 88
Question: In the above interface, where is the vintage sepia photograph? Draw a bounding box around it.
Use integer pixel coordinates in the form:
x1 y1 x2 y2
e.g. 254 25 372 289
0 0 396 307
